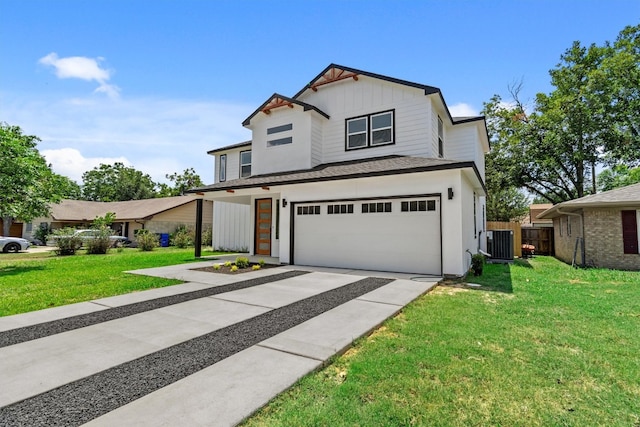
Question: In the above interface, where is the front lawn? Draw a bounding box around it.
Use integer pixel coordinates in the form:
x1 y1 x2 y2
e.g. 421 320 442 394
243 257 640 427
0 248 222 316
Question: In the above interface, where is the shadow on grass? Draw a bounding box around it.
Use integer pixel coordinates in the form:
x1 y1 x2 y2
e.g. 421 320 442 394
0 265 46 277
463 261 514 293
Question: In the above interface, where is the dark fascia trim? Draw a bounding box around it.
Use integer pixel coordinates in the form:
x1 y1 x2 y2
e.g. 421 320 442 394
293 63 441 99
207 141 252 155
242 93 330 127
189 160 487 195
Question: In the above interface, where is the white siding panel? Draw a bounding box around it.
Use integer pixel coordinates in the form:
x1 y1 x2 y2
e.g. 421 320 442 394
213 202 250 251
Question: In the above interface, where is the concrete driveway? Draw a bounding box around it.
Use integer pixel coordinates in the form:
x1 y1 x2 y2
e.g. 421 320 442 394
0 261 439 426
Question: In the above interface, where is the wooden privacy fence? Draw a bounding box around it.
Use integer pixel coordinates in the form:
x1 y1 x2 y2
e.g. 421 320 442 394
486 221 522 258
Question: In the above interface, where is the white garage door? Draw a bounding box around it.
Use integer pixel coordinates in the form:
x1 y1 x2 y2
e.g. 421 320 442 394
293 197 441 275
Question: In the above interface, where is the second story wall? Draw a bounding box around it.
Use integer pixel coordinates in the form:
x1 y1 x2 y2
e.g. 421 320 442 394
447 123 486 180
213 145 251 184
297 76 436 163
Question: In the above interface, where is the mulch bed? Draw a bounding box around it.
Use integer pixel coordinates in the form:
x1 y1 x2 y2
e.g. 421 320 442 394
192 262 280 275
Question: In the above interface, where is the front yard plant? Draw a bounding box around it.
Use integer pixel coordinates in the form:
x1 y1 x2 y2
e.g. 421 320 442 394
51 227 83 256
136 230 159 251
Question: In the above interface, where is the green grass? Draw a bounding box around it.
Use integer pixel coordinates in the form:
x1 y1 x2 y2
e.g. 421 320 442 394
0 247 222 316
243 257 640 427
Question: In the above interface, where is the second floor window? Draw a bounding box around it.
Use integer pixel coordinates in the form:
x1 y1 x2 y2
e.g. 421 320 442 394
438 116 444 157
219 154 226 182
240 151 251 178
346 110 394 150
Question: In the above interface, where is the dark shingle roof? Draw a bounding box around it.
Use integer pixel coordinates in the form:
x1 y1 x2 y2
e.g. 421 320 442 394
190 155 483 193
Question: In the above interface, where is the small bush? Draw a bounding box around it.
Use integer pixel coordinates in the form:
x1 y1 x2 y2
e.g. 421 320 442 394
235 256 250 269
201 226 213 247
471 253 485 276
171 225 193 248
51 227 82 256
224 261 232 267
213 264 221 270
252 264 261 270
258 259 266 267
230 265 238 272
33 223 51 244
85 227 113 255
136 230 159 251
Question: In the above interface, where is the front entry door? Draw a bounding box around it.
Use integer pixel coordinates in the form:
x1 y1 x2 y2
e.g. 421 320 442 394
255 198 272 256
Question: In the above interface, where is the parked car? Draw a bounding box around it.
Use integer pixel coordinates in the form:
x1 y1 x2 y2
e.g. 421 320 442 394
0 236 31 253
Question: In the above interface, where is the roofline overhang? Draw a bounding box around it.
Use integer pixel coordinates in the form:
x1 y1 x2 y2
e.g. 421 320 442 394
539 201 640 219
189 160 486 196
207 141 252 155
242 93 330 127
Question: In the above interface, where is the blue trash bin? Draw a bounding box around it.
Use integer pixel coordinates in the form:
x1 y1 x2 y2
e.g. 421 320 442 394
160 233 170 247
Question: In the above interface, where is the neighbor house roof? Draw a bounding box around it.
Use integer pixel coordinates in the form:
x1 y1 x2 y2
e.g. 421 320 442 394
50 196 203 222
538 183 640 219
189 155 486 193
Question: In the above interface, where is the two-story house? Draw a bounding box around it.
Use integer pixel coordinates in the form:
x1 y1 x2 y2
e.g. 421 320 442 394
192 64 489 276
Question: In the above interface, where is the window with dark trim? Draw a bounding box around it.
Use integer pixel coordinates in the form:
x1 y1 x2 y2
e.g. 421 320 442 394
438 116 444 158
473 192 477 237
267 123 293 147
240 151 251 178
401 200 436 212
327 204 354 214
622 210 639 254
275 199 280 239
362 202 392 213
297 205 321 215
346 110 394 150
219 154 227 182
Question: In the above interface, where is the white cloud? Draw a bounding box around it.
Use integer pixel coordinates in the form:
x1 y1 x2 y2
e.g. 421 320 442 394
448 102 479 117
41 148 131 183
2 92 252 186
39 52 121 98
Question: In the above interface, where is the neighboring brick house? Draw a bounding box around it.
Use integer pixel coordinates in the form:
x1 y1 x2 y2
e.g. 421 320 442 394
538 183 640 270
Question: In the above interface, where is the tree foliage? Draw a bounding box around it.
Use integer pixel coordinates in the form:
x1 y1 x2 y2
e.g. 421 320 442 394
0 123 65 235
81 162 157 201
483 25 640 203
157 168 204 197
597 165 640 192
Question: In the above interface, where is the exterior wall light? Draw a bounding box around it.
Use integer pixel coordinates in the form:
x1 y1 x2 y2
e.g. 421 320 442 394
448 188 454 200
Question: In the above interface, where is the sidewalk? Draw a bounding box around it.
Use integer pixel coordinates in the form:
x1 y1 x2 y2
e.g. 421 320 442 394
0 262 440 426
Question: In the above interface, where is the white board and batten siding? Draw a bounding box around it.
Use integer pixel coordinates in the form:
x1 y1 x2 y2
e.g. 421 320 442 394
213 202 250 251
298 76 437 163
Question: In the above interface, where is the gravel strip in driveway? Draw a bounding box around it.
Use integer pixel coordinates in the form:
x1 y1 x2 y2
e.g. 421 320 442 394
0 270 309 348
0 276 393 427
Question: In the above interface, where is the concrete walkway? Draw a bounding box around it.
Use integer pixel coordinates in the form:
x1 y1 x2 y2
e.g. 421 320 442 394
0 261 439 426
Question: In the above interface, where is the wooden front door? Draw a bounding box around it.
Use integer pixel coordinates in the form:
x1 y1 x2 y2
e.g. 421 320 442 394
255 198 272 256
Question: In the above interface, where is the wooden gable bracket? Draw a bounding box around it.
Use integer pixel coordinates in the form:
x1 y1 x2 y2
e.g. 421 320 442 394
310 67 359 92
262 96 294 115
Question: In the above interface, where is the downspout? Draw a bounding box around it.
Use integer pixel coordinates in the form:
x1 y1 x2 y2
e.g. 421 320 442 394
556 207 585 267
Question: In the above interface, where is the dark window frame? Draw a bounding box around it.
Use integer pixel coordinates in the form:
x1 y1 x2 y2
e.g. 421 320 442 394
239 150 251 178
345 109 395 151
219 154 227 182
438 115 444 158
622 210 639 254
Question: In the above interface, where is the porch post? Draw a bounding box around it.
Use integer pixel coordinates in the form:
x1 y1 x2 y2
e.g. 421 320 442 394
194 198 203 258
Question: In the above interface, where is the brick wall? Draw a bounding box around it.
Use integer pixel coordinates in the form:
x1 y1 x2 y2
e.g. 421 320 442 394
584 208 640 271
553 214 584 265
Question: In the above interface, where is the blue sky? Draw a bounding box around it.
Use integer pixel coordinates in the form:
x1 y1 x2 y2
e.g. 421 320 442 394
1 0 638 185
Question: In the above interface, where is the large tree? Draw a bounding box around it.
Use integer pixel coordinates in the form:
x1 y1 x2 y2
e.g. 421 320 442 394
0 123 65 235
483 25 640 203
81 162 157 201
597 165 640 192
157 168 204 197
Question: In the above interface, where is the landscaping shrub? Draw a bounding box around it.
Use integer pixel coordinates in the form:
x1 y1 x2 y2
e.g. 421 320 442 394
235 256 250 269
85 227 113 255
33 223 51 245
171 224 193 248
51 227 82 256
136 230 159 251
201 226 213 247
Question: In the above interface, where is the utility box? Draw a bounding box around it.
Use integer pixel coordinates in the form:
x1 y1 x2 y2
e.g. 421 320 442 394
487 230 514 260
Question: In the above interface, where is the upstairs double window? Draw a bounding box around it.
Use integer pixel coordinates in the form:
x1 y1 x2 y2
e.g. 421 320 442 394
346 110 394 150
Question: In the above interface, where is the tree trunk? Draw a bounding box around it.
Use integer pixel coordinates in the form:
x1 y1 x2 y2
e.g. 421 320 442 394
592 162 597 194
2 216 13 236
